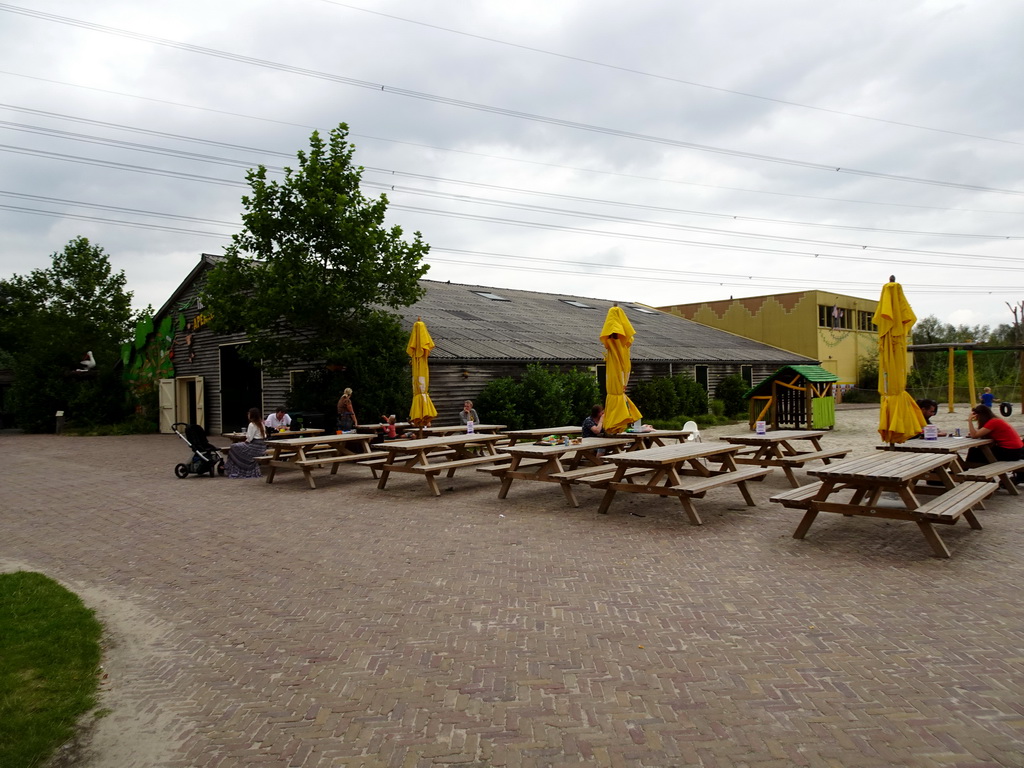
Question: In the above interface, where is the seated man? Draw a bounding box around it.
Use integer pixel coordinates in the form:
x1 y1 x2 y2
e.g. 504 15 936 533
913 398 947 438
265 407 292 431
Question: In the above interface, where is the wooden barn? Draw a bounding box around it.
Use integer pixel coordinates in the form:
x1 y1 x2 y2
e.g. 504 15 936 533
138 255 816 434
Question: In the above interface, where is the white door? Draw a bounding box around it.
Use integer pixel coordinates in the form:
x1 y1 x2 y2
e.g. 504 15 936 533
194 376 205 429
158 378 176 433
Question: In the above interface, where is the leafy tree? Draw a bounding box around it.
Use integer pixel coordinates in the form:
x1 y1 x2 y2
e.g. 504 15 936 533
715 374 748 418
201 124 430 378
0 237 135 431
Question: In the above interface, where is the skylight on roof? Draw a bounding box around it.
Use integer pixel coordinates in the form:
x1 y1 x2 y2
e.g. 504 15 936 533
560 299 595 309
628 305 657 314
472 291 511 302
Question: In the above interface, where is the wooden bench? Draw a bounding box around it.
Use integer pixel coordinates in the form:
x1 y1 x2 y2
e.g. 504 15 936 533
776 448 849 466
956 460 1024 495
769 481 825 509
293 451 388 471
670 467 772 496
914 481 996 522
415 455 511 475
567 466 652 487
476 458 548 476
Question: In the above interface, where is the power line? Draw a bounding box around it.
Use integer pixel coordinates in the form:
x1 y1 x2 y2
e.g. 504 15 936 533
2 3 1022 196
3 77 1023 217
320 0 1022 147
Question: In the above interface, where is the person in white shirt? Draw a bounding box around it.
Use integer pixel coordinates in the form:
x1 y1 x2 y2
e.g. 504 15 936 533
265 407 292 430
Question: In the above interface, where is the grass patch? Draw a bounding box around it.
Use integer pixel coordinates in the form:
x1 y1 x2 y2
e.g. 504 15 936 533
0 571 103 768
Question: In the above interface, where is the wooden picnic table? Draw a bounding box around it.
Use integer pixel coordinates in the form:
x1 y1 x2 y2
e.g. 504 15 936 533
610 428 696 450
259 432 382 490
877 437 1022 496
770 452 996 558
356 422 411 435
502 426 583 446
375 433 509 496
722 429 848 487
224 428 325 443
594 442 772 525
421 423 507 436
491 436 632 507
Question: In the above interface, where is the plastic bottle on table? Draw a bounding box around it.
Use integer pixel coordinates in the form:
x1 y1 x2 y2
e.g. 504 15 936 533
466 420 474 434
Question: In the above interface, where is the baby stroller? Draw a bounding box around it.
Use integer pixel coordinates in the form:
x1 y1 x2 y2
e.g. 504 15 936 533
172 422 225 478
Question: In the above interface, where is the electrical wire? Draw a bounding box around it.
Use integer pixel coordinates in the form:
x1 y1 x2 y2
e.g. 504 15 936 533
2 3 1022 195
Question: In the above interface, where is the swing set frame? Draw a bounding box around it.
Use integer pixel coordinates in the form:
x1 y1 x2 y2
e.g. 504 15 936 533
908 342 1024 412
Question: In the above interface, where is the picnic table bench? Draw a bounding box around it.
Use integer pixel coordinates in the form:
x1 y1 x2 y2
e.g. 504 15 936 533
879 436 1021 496
773 452 997 557
375 434 510 496
595 442 773 525
722 430 847 487
956 460 1024 495
490 436 632 507
259 433 380 490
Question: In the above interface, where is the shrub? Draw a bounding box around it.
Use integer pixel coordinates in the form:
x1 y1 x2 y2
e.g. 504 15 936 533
672 375 708 417
477 365 601 430
561 367 601 424
631 377 677 419
714 375 748 418
709 398 725 418
476 376 526 431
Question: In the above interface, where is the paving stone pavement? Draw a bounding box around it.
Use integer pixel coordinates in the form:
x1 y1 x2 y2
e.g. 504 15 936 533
3 432 1024 768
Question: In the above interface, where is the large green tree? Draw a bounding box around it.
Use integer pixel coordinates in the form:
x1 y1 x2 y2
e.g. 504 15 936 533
0 237 135 431
202 124 430 384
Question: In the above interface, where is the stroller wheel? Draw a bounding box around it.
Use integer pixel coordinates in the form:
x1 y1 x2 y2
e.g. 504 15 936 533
174 463 189 479
217 460 226 476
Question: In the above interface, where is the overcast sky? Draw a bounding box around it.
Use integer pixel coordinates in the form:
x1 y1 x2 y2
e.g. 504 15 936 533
1 0 1022 330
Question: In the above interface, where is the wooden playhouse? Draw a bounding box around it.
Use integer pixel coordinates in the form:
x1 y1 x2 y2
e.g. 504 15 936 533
745 365 839 430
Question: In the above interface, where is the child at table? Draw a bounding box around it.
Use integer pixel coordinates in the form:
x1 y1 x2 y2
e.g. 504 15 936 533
380 414 399 440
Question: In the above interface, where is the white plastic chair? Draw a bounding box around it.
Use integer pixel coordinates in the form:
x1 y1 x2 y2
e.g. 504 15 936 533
683 420 702 442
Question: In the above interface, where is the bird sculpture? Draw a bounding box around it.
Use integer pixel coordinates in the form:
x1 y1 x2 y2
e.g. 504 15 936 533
78 351 96 371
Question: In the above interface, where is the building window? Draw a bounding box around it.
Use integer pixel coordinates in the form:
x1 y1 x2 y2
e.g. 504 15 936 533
741 365 753 386
560 299 595 309
472 291 511 302
857 310 876 332
818 304 851 329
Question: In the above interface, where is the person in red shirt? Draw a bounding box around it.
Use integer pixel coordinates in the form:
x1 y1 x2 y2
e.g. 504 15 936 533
966 405 1023 482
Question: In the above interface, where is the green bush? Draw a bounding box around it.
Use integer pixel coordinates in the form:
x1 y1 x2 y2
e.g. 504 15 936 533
476 364 600 430
715 375 748 417
632 377 677 419
561 367 601 424
673 375 709 417
709 398 725 418
476 376 526 431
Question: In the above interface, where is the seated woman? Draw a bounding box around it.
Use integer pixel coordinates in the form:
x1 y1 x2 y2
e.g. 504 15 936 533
965 405 1023 481
582 405 605 438
459 400 480 425
225 407 268 478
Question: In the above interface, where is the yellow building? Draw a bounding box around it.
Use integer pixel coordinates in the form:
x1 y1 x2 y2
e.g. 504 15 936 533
659 291 879 386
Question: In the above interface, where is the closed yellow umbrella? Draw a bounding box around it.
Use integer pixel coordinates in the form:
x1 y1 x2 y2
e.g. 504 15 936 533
407 318 437 427
873 277 927 444
600 305 642 434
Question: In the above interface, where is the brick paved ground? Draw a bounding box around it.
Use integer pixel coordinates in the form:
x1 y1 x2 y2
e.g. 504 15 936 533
3 431 1023 767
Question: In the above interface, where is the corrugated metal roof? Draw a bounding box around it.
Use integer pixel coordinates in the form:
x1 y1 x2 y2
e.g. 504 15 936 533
398 281 814 366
